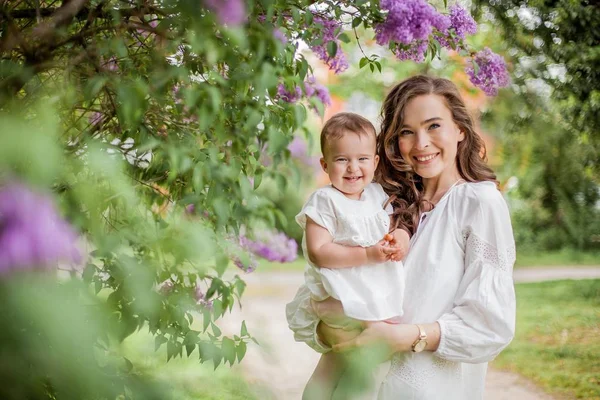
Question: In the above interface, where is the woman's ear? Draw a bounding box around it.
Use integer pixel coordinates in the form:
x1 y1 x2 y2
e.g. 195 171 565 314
458 130 465 142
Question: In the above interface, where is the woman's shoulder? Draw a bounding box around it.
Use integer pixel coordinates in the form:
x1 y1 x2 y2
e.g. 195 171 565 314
453 181 502 204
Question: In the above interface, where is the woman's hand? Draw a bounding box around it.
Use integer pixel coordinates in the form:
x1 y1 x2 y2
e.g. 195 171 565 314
333 323 420 355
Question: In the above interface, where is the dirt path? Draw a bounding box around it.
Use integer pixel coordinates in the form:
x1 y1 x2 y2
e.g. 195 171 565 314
221 267 600 399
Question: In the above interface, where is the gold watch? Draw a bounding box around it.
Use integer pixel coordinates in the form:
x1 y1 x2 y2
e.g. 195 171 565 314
411 324 428 353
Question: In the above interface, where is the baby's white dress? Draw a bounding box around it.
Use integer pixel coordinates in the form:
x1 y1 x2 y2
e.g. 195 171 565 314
286 182 405 400
291 182 405 323
287 181 517 400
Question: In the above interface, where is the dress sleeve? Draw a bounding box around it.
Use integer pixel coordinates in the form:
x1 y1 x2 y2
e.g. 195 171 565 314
434 184 516 363
295 190 337 236
285 283 332 353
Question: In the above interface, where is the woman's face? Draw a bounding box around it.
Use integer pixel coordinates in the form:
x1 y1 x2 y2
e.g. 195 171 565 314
397 94 464 181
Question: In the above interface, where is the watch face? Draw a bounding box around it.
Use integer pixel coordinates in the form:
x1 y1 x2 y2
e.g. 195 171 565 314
414 340 427 352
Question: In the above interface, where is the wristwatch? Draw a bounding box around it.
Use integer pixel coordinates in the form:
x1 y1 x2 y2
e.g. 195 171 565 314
411 324 428 353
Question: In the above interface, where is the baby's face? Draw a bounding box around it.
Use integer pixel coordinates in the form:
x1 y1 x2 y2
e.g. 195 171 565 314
320 132 379 200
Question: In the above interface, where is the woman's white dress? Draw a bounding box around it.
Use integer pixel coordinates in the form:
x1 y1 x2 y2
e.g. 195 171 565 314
286 181 517 400
292 182 405 323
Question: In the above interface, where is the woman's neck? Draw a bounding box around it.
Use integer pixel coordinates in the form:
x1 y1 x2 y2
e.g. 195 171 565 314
422 170 463 205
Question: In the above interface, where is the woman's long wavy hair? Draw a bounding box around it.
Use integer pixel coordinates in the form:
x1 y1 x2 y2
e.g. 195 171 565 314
376 75 497 235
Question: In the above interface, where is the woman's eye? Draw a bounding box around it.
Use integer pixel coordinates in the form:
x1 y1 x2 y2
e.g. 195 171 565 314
399 130 413 136
429 123 440 130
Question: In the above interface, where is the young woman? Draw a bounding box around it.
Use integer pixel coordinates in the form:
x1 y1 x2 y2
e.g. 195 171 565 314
287 75 516 400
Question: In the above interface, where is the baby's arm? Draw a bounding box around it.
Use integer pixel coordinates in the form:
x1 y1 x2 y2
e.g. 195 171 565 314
306 217 393 269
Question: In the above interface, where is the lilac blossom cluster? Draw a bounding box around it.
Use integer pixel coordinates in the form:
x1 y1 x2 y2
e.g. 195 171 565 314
394 41 428 63
0 181 81 274
232 252 258 273
466 47 510 96
449 4 477 40
375 0 450 47
204 0 246 27
277 76 331 111
240 230 298 263
310 14 349 74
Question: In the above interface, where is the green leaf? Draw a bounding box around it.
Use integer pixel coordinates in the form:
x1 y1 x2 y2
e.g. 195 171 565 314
326 41 338 58
155 335 168 351
375 61 382 73
236 340 247 361
359 57 369 69
369 63 375 72
240 320 249 336
222 337 236 365
305 11 313 25
82 263 96 283
352 17 362 28
338 33 351 44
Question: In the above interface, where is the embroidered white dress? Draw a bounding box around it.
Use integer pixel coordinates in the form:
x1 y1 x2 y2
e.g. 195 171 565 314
286 181 517 400
290 182 405 324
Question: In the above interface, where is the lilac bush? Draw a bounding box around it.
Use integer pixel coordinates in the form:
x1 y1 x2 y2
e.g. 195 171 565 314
0 182 81 273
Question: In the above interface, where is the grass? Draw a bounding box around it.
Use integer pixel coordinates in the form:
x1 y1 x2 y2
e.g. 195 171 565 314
122 330 271 400
515 249 600 268
491 279 600 399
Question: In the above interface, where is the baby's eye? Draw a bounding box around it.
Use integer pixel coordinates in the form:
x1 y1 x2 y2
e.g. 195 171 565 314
359 157 370 161
336 158 347 162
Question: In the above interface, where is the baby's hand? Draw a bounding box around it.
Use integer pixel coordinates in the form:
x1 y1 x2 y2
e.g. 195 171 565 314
386 229 410 262
366 241 394 264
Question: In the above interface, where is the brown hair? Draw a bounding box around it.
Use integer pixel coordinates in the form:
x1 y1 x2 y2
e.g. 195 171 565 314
320 112 376 156
376 75 497 235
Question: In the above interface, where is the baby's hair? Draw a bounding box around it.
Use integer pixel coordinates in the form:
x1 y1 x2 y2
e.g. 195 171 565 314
320 112 376 156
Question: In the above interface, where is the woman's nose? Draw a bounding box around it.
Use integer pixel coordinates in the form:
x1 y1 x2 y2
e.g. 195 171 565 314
415 131 431 150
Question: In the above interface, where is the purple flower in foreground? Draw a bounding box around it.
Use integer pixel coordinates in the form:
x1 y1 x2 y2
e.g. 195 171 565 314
449 5 477 39
240 230 298 263
375 0 449 46
466 48 510 96
310 15 349 74
204 0 246 27
0 182 81 274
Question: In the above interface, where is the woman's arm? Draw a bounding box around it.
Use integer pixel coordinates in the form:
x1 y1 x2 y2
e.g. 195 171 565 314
306 217 395 268
331 322 441 355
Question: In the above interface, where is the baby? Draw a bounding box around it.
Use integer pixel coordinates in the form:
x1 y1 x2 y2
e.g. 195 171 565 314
286 112 410 400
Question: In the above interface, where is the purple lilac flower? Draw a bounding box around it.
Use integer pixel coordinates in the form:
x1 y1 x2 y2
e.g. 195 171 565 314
0 181 81 274
194 285 213 308
185 204 195 215
240 230 298 263
310 14 349 74
277 83 303 103
466 47 510 96
232 252 258 273
449 5 477 39
394 41 428 63
375 0 449 47
273 28 287 45
204 0 246 27
305 77 332 107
